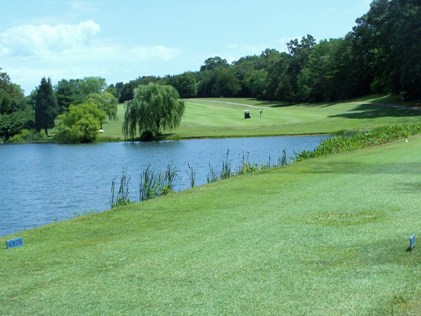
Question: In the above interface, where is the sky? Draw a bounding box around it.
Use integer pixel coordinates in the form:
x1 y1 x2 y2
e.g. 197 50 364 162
0 0 372 94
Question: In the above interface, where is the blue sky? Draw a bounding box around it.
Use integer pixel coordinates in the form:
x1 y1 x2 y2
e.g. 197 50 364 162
0 0 372 94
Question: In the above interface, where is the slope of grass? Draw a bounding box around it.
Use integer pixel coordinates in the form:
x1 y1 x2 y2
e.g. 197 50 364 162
175 97 421 138
98 97 421 140
2 135 421 315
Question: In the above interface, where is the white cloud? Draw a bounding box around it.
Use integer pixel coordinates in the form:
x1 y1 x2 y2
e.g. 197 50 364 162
0 20 100 56
0 20 183 93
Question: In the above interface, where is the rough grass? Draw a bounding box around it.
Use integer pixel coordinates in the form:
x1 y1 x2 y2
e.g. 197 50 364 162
1 135 421 315
98 96 421 140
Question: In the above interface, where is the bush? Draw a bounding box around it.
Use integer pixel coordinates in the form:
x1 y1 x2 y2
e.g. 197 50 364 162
8 129 48 143
54 103 106 143
295 124 421 161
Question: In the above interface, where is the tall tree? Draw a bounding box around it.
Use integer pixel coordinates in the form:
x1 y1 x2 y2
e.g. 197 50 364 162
350 0 421 99
0 69 34 142
123 83 185 140
86 92 118 122
35 77 58 135
165 72 198 98
55 79 83 113
79 77 107 98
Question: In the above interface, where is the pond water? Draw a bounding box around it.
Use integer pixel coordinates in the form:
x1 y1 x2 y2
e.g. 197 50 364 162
0 135 328 236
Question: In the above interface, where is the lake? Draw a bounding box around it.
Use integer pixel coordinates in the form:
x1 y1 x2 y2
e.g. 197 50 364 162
0 135 328 236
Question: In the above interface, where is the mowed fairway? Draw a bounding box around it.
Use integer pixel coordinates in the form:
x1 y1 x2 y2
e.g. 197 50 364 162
99 97 421 140
1 135 421 314
176 98 421 138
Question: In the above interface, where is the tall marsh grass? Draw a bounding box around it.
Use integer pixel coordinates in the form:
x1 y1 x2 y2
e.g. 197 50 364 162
111 168 132 208
139 164 178 201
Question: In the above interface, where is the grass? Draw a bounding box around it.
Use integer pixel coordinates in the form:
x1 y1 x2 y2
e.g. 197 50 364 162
2 134 421 315
98 96 421 140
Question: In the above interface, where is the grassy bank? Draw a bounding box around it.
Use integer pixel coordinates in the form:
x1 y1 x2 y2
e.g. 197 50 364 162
99 96 421 140
2 134 421 314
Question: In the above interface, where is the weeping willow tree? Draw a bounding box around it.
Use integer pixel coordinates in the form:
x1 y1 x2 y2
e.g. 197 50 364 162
123 83 185 140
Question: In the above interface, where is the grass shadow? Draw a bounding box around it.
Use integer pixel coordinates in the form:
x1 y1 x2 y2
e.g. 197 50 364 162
302 161 421 175
329 103 421 119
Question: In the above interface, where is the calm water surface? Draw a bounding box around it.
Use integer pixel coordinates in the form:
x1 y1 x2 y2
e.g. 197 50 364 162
0 136 328 236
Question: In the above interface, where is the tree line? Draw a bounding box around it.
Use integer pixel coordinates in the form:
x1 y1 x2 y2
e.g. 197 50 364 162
0 74 118 142
112 0 420 103
1 0 420 143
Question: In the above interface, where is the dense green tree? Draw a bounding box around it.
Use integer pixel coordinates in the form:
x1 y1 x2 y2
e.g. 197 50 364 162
264 53 291 100
347 0 421 99
35 78 58 135
113 82 125 101
231 52 281 98
54 103 106 143
86 92 118 122
0 69 33 142
212 68 241 97
55 79 83 112
123 83 185 139
200 56 229 72
0 110 34 142
118 76 160 102
297 39 343 102
165 72 198 98
79 76 107 98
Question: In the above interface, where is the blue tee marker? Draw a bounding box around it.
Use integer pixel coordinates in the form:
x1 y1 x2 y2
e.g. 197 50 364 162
6 237 23 249
409 233 416 251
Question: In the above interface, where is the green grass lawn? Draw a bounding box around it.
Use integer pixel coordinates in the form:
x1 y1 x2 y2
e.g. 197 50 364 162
2 135 421 314
99 96 421 140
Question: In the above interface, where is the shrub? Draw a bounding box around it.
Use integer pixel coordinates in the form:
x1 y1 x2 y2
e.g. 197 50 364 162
9 129 48 143
295 124 421 161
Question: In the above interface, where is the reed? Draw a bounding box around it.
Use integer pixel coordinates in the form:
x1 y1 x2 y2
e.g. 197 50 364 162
186 163 196 188
206 163 219 183
111 168 132 208
139 164 178 201
220 150 232 179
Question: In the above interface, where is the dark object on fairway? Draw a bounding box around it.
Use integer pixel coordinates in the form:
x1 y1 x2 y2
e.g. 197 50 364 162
6 237 23 249
244 110 251 119
260 109 263 118
407 233 416 252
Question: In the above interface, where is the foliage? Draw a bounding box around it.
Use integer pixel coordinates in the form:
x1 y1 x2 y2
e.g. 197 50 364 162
164 72 198 98
55 79 83 112
0 110 34 142
123 83 185 139
117 76 160 103
0 68 34 142
79 76 107 98
109 0 421 104
86 92 118 121
295 124 421 161
8 129 48 143
35 77 58 135
54 103 106 143
55 77 107 113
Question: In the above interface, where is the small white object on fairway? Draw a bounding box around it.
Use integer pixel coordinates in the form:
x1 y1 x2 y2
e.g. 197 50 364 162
405 139 408 143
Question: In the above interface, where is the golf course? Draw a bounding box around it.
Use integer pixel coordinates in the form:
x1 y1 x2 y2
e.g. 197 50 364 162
1 97 421 315
100 96 421 140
